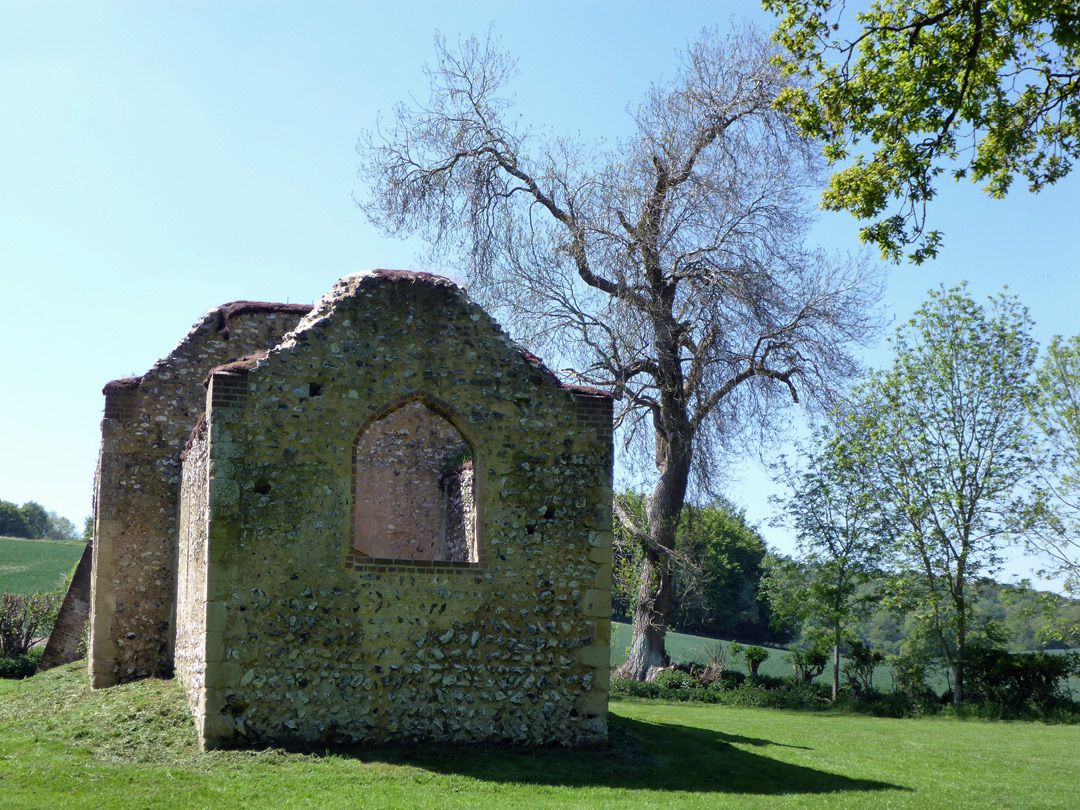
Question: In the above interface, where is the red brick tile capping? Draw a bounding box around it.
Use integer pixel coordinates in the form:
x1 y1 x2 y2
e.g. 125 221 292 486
209 370 250 409
103 378 140 420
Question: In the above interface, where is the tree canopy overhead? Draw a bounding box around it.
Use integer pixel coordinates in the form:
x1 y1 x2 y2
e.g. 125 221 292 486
765 0 1080 262
357 24 882 680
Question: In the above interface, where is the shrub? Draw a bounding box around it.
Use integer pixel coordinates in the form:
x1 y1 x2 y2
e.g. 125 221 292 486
961 643 1078 717
743 645 769 677
655 668 700 690
790 646 828 686
0 647 44 679
844 640 886 694
693 645 729 685
890 650 933 698
0 592 60 657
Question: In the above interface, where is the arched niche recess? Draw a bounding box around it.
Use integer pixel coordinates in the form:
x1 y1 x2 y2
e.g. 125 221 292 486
351 399 477 563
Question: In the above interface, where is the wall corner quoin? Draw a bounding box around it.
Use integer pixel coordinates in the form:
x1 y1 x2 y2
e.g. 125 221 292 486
199 705 236 750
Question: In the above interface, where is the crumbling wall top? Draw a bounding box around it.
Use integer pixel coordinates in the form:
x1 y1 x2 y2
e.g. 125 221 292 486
213 301 314 338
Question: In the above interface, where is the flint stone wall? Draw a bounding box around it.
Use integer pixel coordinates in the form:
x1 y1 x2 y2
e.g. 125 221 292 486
89 303 312 686
175 271 613 750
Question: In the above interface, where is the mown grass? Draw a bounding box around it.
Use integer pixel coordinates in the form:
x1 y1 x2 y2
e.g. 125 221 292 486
0 535 84 594
1 663 1077 809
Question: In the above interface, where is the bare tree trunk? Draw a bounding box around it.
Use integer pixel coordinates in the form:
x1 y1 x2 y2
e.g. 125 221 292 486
952 595 966 707
619 553 673 681
832 634 841 702
615 415 692 681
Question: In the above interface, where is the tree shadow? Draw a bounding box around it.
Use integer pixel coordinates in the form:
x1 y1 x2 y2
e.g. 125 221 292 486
333 715 908 796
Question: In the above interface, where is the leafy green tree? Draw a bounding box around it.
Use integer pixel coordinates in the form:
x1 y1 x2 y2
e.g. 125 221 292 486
18 502 48 539
0 501 29 539
843 639 886 694
1031 335 1080 605
844 284 1040 704
670 499 769 640
766 0 1080 263
44 513 78 542
612 493 647 622
790 643 829 686
0 592 60 658
358 26 882 680
766 431 892 699
614 496 773 642
82 515 94 544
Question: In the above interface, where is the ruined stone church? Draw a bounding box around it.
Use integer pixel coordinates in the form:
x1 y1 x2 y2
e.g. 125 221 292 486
75 271 613 749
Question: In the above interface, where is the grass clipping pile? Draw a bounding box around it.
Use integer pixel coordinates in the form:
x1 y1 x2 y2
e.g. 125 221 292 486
0 664 205 765
0 665 655 772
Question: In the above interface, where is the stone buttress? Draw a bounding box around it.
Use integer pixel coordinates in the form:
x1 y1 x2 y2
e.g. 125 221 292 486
88 302 312 686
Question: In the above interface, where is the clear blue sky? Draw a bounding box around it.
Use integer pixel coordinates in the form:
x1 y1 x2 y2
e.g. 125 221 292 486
2 1 1077 580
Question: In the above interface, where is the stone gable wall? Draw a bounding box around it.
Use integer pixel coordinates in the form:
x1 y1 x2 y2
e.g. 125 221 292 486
178 272 613 749
89 304 311 686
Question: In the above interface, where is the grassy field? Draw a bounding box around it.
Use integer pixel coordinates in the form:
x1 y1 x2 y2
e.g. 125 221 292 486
0 663 1077 809
0 535 84 594
611 621 899 688
611 622 1080 696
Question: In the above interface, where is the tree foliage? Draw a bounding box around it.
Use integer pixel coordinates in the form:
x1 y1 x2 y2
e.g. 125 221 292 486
358 24 882 680
18 502 48 540
0 592 60 658
670 499 770 639
1031 335 1080 603
0 501 29 539
766 432 892 698
614 496 774 642
842 284 1040 704
0 500 80 542
766 0 1080 262
44 513 78 542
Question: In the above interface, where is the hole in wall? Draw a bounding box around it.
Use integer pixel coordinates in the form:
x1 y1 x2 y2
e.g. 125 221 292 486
352 400 478 562
308 383 323 397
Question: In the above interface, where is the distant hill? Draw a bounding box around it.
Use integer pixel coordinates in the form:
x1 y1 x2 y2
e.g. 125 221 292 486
0 536 84 594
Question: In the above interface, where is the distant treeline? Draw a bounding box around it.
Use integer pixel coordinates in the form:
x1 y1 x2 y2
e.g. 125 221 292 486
614 497 1080 653
0 500 82 542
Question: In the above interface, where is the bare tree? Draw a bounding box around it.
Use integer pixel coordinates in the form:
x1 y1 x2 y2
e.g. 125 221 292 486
357 24 883 680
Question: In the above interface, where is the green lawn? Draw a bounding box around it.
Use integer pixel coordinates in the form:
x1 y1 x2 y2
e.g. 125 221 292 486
0 536 84 594
1 663 1077 809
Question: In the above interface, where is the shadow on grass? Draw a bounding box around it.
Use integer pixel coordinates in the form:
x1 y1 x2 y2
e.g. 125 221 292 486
338 714 906 796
